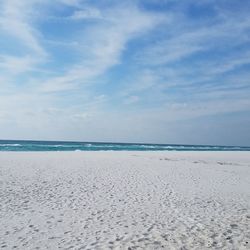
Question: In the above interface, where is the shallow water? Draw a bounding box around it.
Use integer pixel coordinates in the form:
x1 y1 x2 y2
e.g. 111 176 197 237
0 140 250 151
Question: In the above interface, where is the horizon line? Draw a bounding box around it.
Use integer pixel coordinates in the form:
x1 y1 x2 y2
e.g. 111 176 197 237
0 139 249 148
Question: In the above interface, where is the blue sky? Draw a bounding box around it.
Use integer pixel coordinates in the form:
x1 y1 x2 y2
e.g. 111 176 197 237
0 0 250 145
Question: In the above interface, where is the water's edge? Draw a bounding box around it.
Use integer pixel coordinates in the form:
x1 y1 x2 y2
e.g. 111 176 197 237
0 140 249 151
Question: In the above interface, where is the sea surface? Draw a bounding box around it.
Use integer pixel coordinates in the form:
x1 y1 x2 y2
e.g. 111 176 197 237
0 140 249 151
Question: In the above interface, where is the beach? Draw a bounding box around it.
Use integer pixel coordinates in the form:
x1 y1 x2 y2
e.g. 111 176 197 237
0 151 250 249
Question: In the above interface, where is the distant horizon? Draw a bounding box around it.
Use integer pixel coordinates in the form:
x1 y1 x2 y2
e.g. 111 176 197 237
1 138 250 148
0 1 250 146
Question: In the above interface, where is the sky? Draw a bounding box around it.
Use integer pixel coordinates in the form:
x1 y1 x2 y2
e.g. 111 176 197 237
0 0 250 146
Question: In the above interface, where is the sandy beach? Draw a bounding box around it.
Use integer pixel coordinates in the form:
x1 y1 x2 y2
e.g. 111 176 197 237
0 151 250 249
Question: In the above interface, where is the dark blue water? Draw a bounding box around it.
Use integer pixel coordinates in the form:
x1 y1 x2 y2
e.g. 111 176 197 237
0 140 249 151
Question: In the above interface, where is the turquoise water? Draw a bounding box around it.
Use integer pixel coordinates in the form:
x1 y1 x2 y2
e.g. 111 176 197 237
0 140 249 151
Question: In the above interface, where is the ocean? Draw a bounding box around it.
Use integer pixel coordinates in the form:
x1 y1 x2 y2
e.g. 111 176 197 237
0 140 249 151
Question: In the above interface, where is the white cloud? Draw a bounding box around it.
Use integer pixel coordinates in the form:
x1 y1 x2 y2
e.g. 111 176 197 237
0 0 47 56
71 8 102 20
0 1 165 93
124 95 140 105
202 51 250 76
0 55 39 74
37 4 165 92
135 10 250 67
58 0 81 6
0 0 49 80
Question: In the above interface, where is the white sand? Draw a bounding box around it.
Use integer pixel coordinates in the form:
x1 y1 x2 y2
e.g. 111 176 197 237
0 151 250 249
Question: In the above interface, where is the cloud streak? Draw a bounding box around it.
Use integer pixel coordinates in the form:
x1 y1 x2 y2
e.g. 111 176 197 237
0 0 47 56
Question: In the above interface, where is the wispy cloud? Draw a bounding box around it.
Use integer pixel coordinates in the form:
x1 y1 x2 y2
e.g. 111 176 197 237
0 0 48 80
70 7 102 20
0 0 47 56
0 55 40 74
135 11 250 67
38 3 165 92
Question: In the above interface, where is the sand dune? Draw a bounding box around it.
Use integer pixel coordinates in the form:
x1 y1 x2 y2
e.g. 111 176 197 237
0 151 250 249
